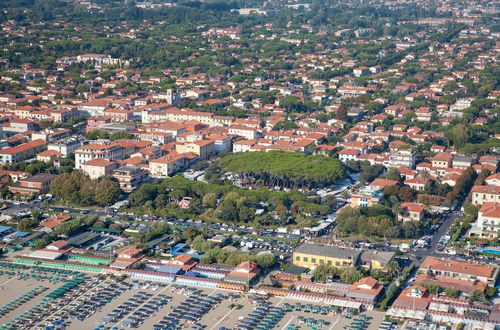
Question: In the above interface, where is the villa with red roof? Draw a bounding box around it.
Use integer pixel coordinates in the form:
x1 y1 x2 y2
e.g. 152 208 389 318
397 202 426 222
417 257 499 292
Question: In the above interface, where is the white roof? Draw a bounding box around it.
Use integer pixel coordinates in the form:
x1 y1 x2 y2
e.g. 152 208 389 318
27 250 63 260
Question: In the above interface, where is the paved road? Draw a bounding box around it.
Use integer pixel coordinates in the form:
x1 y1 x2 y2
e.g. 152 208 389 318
412 210 462 265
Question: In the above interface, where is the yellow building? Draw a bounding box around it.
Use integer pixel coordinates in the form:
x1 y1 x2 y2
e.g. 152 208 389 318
175 140 215 161
360 250 396 270
36 149 63 163
471 186 500 206
293 243 360 269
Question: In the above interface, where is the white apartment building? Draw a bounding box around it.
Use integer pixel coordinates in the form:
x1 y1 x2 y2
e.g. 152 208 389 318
75 143 123 169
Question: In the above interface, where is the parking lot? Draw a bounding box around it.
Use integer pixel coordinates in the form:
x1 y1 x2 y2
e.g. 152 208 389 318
75 279 387 330
0 270 390 330
0 275 64 326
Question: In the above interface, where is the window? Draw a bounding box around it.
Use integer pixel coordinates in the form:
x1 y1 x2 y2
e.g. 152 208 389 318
327 260 332 265
303 257 308 262
311 258 316 263
295 256 300 261
319 259 324 264
335 261 340 266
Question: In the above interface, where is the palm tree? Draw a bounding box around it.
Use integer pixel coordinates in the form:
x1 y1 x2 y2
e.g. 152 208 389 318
391 202 402 221
385 261 402 279
469 290 489 305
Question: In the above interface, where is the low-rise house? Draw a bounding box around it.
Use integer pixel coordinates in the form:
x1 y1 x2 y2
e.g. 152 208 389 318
338 148 360 163
397 202 426 222
36 149 62 163
40 215 71 231
370 178 398 189
452 155 475 170
353 66 370 77
360 250 396 270
46 240 71 251
161 254 198 272
429 152 453 169
430 145 446 153
485 174 500 187
404 177 428 191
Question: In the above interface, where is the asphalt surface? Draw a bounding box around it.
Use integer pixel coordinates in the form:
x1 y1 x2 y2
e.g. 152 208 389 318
411 210 462 265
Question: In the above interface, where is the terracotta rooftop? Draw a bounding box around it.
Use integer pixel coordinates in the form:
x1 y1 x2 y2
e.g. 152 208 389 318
421 257 496 278
479 202 500 218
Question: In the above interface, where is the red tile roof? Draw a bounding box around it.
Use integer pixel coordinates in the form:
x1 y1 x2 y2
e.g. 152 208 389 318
479 202 500 218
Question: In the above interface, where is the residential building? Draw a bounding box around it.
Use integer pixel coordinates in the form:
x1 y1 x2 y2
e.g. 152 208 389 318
36 150 62 163
472 202 500 238
360 250 396 270
0 139 46 164
452 155 475 169
338 149 360 163
233 139 257 153
293 243 360 269
485 174 500 187
102 108 133 122
404 177 427 191
228 125 260 140
9 173 57 195
471 185 500 206
47 138 83 156
75 143 122 169
82 158 118 179
207 134 232 152
388 149 417 169
397 202 426 222
112 165 149 192
429 152 453 169
350 186 383 208
149 154 186 177
175 140 215 161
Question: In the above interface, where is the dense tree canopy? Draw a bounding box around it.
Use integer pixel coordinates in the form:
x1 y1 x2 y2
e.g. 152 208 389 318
50 172 120 206
127 176 332 226
217 151 345 189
